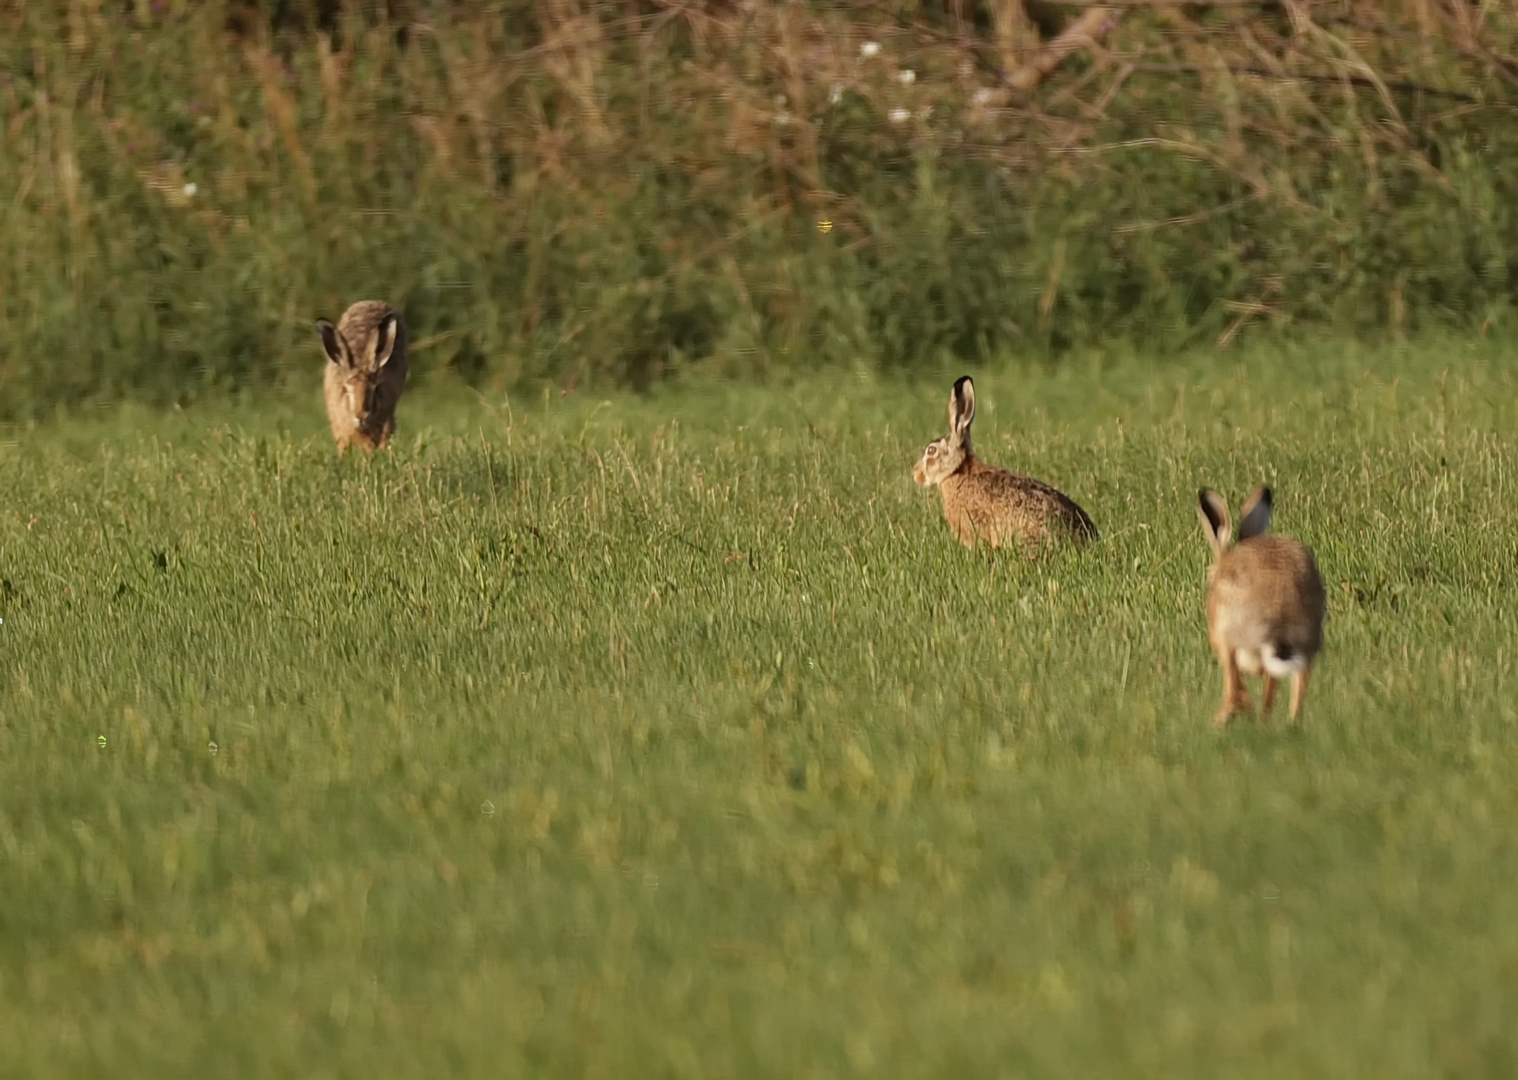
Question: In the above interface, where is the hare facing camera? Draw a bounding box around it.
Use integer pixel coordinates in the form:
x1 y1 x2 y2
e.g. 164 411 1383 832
1196 486 1326 727
912 376 1098 552
315 300 409 455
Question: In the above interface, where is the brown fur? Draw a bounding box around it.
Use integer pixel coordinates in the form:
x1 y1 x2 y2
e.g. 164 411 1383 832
315 300 409 455
912 376 1097 551
1197 486 1326 727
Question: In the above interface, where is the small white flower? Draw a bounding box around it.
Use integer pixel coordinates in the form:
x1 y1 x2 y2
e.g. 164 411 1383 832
860 40 881 59
888 107 910 124
773 111 792 127
898 69 916 86
973 87 995 107
183 182 197 198
828 82 844 105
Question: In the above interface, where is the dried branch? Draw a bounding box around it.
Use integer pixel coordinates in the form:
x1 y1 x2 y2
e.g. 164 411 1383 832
1004 8 1121 92
1132 63 1485 104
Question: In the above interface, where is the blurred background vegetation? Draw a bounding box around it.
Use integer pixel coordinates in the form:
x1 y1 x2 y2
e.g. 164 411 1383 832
1 0 1514 417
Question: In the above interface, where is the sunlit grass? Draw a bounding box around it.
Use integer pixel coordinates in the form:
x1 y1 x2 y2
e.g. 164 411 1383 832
1 338 1516 1077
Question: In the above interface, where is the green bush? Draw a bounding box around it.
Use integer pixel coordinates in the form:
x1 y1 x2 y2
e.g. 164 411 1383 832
1 0 1514 415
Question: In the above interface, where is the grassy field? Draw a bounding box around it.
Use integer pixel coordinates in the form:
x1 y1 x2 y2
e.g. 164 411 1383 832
2 338 1517 1077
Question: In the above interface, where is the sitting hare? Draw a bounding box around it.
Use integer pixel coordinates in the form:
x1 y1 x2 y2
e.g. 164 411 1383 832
315 300 409 455
1196 485 1326 727
912 376 1098 551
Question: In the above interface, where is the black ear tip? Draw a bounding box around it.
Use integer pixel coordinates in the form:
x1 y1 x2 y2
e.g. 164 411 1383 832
953 375 974 392
1260 485 1273 503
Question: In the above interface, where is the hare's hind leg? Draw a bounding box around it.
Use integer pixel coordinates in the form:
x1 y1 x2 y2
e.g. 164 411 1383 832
1288 665 1313 725
1213 645 1248 727
1261 675 1279 721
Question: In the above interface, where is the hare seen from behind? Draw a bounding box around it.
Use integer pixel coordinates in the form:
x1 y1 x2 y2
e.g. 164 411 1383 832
912 376 1098 552
1196 486 1326 727
315 300 409 455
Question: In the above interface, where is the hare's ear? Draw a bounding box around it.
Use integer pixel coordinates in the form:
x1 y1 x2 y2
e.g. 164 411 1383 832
316 319 349 367
1238 485 1273 540
372 313 401 369
1197 488 1232 557
949 376 976 435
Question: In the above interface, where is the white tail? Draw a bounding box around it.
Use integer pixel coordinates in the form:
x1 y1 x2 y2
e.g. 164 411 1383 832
1261 643 1309 678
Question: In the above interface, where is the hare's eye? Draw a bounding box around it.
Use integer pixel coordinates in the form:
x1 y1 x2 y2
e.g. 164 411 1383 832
925 445 938 457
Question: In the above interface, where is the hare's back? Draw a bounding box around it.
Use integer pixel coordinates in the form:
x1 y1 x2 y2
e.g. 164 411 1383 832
338 300 401 337
341 302 409 371
967 465 1098 542
1214 534 1325 631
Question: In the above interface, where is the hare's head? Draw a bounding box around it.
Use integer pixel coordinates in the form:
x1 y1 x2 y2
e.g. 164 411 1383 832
1196 486 1273 580
316 302 404 432
913 376 976 487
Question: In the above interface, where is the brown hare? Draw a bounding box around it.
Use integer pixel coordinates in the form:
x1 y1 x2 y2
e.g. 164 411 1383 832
1196 486 1326 727
912 376 1098 551
315 300 409 455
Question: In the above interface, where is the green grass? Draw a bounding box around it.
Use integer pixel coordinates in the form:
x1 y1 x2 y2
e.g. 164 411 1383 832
2 338 1517 1077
